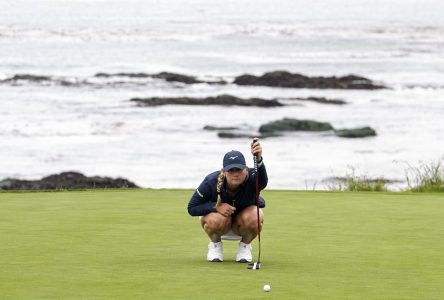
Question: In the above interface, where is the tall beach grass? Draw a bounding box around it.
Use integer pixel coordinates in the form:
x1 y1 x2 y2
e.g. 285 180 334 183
329 157 444 192
404 157 444 192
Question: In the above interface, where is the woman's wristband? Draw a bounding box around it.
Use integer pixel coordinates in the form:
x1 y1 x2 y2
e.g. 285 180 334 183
257 156 263 166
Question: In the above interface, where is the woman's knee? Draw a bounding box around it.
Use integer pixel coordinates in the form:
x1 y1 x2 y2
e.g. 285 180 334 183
202 213 231 232
235 206 264 231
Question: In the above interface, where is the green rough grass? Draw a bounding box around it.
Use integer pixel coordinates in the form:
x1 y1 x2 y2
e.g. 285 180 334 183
1 189 443 299
406 160 444 192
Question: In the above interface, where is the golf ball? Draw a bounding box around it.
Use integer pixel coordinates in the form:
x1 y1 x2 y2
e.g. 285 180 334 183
263 284 271 292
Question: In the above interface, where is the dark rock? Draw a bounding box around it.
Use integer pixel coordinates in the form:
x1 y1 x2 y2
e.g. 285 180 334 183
1 74 52 83
337 75 384 90
0 74 89 87
259 118 334 133
152 72 202 84
284 97 347 105
59 80 81 87
334 127 377 138
217 132 282 139
0 172 139 190
0 74 84 87
131 94 283 107
94 72 226 85
204 125 239 131
95 72 199 83
218 132 252 138
206 79 228 85
234 70 386 90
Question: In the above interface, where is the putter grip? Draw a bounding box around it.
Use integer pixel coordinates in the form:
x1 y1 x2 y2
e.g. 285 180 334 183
252 138 258 170
253 155 258 171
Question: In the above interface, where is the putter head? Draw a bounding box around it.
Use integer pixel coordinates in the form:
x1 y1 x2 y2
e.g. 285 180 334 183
248 262 261 270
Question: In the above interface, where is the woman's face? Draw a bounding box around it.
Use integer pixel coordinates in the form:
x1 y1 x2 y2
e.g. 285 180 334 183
224 167 248 190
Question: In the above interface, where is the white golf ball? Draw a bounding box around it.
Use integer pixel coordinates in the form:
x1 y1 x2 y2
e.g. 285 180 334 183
263 284 271 292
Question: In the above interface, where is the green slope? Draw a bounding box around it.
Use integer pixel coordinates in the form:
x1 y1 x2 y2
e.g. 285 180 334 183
0 190 443 299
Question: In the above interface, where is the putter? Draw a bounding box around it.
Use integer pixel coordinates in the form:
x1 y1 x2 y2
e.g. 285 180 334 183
248 146 261 270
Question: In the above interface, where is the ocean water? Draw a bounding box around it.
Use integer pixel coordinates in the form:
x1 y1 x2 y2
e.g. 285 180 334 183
1 0 443 189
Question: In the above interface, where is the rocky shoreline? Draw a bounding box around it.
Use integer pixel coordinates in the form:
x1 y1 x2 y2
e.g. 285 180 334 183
95 71 227 85
131 94 283 107
279 97 347 105
204 118 377 139
131 94 349 107
1 69 383 190
233 71 386 89
0 172 139 190
1 70 386 90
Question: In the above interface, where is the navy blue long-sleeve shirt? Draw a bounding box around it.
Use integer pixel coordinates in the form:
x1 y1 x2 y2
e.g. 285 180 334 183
187 161 268 216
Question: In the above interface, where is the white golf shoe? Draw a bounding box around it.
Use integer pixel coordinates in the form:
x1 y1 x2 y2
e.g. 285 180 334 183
236 242 252 263
207 241 223 262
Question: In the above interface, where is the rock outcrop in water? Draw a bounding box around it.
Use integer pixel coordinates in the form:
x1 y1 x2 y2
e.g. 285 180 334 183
95 72 226 85
203 125 240 131
255 118 377 138
96 70 386 89
0 172 139 190
217 132 283 139
280 96 347 105
334 127 377 138
259 118 334 133
0 74 80 86
1 71 386 90
1 74 52 82
203 119 376 139
234 71 386 90
131 94 283 107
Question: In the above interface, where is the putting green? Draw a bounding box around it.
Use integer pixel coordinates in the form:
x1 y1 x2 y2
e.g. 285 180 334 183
0 190 443 299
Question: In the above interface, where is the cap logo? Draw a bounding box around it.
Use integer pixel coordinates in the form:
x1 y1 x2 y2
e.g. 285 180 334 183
229 156 238 160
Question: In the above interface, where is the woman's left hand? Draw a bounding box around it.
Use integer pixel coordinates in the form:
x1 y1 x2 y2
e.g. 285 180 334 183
251 138 262 160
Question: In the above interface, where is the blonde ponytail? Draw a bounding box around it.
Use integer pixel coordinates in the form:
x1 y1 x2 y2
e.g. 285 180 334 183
215 169 224 207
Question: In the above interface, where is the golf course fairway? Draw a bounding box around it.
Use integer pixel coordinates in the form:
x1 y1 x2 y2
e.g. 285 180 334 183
1 189 443 299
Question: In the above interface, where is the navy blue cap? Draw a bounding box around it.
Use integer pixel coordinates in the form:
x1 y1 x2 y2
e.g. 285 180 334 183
223 150 246 170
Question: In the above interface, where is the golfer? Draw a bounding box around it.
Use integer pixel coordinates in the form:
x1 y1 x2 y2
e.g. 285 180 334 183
187 138 268 262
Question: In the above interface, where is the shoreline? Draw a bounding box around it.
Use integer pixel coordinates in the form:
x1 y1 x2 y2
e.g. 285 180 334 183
1 165 441 192
0 188 440 194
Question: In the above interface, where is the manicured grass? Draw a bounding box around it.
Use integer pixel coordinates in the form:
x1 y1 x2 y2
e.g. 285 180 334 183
1 190 443 299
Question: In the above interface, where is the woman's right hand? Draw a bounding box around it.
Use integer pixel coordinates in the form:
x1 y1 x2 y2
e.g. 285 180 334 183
216 203 236 217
